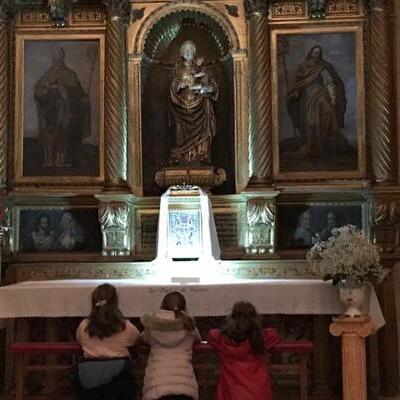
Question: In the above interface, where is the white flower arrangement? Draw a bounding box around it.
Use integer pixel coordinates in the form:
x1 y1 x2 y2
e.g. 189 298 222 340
306 225 388 286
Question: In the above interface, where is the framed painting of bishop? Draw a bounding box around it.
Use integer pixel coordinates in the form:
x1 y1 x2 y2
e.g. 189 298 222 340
14 33 105 184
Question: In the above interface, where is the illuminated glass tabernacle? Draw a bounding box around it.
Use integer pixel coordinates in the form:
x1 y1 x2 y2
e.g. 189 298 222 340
154 185 221 282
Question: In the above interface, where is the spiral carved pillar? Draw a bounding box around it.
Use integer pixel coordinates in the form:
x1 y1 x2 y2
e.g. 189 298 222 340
104 3 128 188
396 0 400 184
247 0 272 184
0 15 8 189
369 0 395 183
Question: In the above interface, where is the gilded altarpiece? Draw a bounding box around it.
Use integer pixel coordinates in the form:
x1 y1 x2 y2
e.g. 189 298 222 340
0 0 399 398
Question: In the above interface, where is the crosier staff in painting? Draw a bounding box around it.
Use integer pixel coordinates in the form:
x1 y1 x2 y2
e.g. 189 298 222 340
286 45 347 158
34 47 91 169
169 40 218 165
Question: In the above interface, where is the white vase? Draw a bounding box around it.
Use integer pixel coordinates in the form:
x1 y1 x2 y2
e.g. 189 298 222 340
338 282 366 318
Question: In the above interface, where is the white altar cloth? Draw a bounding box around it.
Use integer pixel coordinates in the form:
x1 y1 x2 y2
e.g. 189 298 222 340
0 279 385 330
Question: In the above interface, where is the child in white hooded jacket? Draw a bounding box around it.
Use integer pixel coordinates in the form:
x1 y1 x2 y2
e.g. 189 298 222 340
141 291 201 400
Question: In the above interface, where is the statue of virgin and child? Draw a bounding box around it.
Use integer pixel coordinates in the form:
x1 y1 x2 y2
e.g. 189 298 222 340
168 40 218 166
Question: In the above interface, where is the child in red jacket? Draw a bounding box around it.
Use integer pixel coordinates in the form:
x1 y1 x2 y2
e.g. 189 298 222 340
207 301 280 400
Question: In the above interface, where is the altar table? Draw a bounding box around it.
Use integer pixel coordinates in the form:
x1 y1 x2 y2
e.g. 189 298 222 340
0 278 385 329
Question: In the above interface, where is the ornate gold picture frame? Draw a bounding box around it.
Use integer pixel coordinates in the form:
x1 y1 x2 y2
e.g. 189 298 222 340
14 205 102 254
276 199 370 255
271 23 366 180
14 32 105 185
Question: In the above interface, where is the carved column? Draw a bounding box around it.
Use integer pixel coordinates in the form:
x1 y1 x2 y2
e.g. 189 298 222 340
246 197 275 254
98 202 131 256
246 0 273 184
330 316 375 400
232 50 249 192
369 0 395 183
0 7 9 189
395 0 400 184
104 0 129 188
127 55 142 195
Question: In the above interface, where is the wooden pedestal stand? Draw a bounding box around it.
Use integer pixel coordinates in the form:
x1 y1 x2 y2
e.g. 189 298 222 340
329 316 375 400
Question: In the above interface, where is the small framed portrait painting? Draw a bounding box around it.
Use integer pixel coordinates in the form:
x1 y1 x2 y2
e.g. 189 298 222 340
277 203 366 251
16 207 102 253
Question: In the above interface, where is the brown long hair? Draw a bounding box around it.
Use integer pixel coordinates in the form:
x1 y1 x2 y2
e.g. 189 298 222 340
86 284 126 339
160 291 196 331
221 302 265 355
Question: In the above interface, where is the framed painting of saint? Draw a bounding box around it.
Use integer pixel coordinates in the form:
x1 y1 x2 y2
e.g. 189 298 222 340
276 202 367 252
16 207 102 253
14 33 105 184
271 24 366 180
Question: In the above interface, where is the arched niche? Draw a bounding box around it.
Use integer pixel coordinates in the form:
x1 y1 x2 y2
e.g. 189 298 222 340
127 1 248 196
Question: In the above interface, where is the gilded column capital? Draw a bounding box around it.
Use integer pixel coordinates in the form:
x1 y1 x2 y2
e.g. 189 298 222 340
47 0 78 27
308 0 327 19
366 0 389 12
103 0 131 24
98 202 131 256
0 4 9 22
0 0 22 22
246 197 276 254
375 200 400 226
244 0 270 17
0 207 13 254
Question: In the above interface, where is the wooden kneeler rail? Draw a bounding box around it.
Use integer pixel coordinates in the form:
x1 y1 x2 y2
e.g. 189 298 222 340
10 341 313 400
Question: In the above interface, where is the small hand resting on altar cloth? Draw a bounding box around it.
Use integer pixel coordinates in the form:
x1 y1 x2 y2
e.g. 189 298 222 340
74 284 140 400
207 301 280 400
140 291 201 400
